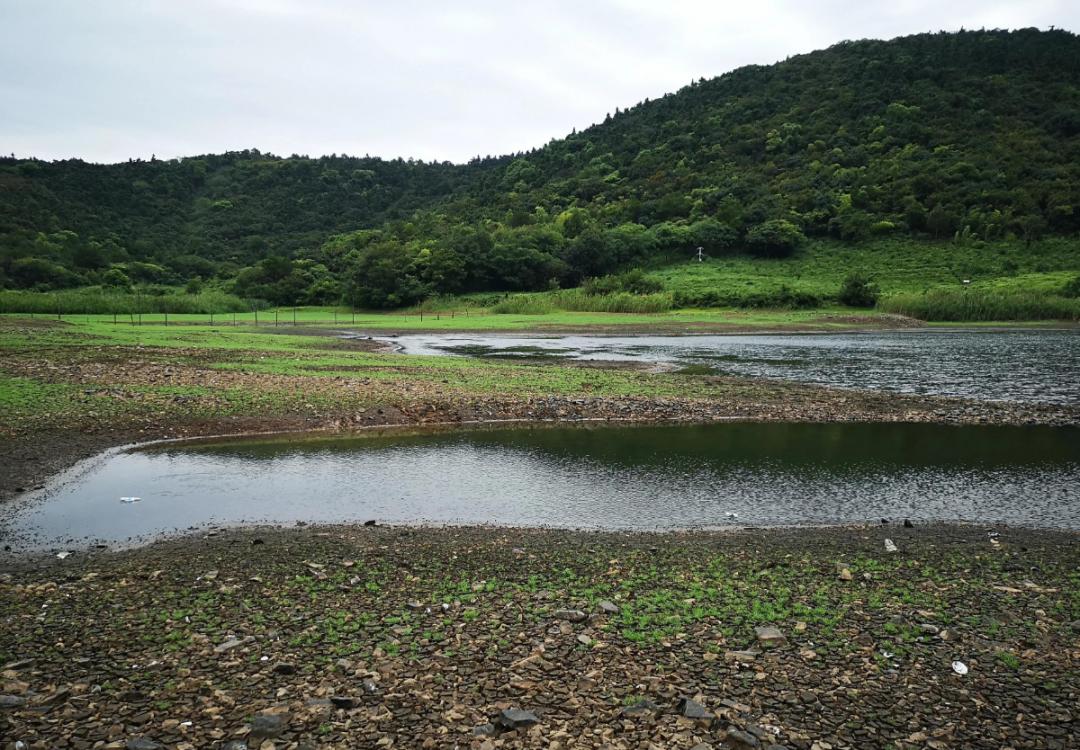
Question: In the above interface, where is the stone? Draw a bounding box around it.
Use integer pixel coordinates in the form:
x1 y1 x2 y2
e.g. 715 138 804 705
222 743 248 750
553 609 587 623
497 708 540 730
919 623 940 635
249 714 287 740
125 740 162 750
576 634 593 646
904 519 915 528
725 728 762 749
214 636 253 654
677 697 711 720
619 698 660 717
472 723 497 737
272 662 297 675
330 696 356 709
1 659 34 672
0 694 27 708
754 625 787 647
405 601 425 611
725 650 760 662
837 566 853 581
597 600 620 614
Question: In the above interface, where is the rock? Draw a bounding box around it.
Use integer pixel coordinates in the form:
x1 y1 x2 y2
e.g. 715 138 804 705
1 694 27 708
837 566 853 581
1 659 34 672
919 623 940 635
330 696 356 709
363 519 377 527
725 728 762 749
361 679 379 694
676 697 711 720
249 713 288 740
576 634 593 646
222 742 248 750
691 744 714 750
597 600 620 614
405 601 425 611
125 740 162 750
497 708 540 730
904 519 914 528
553 608 587 623
472 723 497 737
724 650 760 663
754 625 787 647
1069 620 1080 633
272 662 297 675
214 636 253 653
884 538 898 553
619 698 660 717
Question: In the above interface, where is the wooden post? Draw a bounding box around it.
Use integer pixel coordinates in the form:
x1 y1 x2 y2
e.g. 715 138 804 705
254 307 259 326
210 311 214 325
164 311 168 327
293 307 297 325
275 310 279 327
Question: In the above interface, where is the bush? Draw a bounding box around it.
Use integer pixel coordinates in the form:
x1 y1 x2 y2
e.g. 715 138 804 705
581 269 663 296
490 295 555 314
1062 274 1080 298
838 273 880 307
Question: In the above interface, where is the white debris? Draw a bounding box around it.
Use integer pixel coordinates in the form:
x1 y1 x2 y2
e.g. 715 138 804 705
56 551 71 560
120 496 141 503
952 660 969 675
884 538 898 553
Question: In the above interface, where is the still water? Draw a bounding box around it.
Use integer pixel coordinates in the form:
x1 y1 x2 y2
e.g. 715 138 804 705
377 329 1080 405
4 422 1078 549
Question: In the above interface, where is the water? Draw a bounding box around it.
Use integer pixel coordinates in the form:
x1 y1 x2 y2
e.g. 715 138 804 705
4 422 1078 549
376 329 1080 405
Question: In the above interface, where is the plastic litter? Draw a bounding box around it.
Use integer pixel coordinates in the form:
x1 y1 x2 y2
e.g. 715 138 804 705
120 496 141 503
952 660 968 675
56 551 71 560
884 538 898 553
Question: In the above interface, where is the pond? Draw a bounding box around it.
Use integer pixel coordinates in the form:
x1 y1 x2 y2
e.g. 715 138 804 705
374 329 1080 405
4 422 1078 549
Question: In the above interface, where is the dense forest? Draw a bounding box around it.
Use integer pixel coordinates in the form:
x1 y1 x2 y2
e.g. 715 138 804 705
2 28 1078 308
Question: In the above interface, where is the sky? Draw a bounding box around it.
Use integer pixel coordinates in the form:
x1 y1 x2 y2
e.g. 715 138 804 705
0 0 1075 164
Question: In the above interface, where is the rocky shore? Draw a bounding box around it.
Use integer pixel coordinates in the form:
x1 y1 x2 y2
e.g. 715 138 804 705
1 524 1077 749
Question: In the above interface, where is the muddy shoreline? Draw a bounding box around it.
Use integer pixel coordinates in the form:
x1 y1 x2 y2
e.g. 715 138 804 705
1 523 1077 749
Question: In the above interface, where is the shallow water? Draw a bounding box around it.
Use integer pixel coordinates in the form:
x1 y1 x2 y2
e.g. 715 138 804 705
377 329 1080 404
4 422 1078 549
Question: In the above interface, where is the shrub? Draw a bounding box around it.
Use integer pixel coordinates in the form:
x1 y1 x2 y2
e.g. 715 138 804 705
838 273 880 307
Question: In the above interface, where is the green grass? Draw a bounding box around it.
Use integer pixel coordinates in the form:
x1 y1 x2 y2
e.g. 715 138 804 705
648 238 1080 300
0 286 260 315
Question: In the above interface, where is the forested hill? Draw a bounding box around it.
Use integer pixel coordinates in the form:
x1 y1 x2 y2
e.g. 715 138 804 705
2 28 1079 306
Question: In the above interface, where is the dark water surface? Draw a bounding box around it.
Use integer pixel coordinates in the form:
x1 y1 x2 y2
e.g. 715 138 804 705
4 422 1079 549
378 329 1080 405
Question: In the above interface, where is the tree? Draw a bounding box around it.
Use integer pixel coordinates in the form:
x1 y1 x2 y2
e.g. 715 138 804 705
745 220 805 257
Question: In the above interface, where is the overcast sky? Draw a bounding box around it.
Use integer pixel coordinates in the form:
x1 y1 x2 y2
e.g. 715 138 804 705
1 0 1075 164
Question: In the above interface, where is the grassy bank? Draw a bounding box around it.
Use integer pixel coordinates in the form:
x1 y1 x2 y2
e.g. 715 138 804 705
0 286 261 315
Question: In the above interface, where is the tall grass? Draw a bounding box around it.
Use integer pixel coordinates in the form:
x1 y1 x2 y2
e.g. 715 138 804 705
551 290 674 313
0 288 261 315
879 289 1080 321
491 290 674 314
490 295 556 314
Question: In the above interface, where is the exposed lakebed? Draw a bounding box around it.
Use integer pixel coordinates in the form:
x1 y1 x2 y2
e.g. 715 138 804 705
4 421 1078 549
374 329 1080 405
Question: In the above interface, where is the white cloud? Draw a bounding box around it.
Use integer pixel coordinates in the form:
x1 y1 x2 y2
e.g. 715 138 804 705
0 0 1074 163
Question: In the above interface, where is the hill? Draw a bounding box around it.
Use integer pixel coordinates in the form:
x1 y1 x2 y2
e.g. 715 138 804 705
1 28 1078 310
